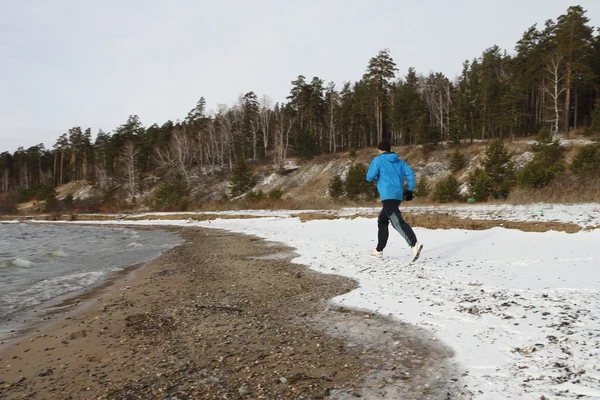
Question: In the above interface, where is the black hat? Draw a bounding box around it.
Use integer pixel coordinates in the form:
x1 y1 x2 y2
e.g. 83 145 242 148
377 140 391 152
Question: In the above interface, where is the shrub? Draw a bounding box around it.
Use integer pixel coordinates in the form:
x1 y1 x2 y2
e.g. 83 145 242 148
230 157 254 196
18 184 55 203
414 177 431 198
571 144 600 176
268 187 284 200
432 175 461 203
584 98 600 137
518 127 565 189
154 176 189 209
449 149 467 173
479 139 515 199
345 163 372 200
468 168 493 202
329 174 344 199
63 194 74 209
0 192 18 214
246 190 264 201
42 189 58 212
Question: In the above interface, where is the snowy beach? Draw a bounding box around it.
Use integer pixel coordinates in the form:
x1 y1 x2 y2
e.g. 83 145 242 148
3 202 600 399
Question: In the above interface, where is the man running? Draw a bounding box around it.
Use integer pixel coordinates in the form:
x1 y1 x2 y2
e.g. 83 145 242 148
366 140 423 262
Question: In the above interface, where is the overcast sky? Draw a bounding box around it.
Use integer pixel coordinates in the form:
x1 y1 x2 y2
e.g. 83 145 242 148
1 0 599 153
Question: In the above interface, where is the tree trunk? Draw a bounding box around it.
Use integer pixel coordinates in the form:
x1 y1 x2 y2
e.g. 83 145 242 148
59 149 64 185
53 152 57 186
574 86 578 131
564 62 572 136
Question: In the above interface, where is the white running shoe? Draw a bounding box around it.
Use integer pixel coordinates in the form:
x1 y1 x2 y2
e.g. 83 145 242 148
410 242 423 263
370 249 383 258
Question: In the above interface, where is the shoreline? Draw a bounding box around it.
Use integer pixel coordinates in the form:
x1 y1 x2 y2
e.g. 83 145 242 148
0 255 152 353
0 226 459 399
0 225 183 350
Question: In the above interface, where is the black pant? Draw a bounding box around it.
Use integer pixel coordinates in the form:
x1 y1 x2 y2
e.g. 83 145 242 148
376 199 417 251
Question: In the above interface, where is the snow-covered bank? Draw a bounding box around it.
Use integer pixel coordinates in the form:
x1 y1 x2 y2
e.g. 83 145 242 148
65 202 600 229
192 217 600 399
18 203 600 398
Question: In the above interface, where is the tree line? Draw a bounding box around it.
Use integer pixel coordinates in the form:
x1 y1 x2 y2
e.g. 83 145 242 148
1 5 599 199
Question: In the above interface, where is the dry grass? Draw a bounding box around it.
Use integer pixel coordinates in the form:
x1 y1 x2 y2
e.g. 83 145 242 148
298 211 584 233
197 197 347 212
3 207 588 234
509 176 600 204
404 213 582 233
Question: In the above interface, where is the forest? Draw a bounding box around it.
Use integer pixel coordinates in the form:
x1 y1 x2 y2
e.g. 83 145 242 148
1 6 599 209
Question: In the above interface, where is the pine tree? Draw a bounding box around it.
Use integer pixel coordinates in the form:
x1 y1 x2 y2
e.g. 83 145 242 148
571 144 600 176
414 177 431 198
518 127 565 188
344 163 372 200
391 68 428 145
230 157 253 196
363 49 398 143
586 98 600 137
242 91 260 159
468 168 493 201
449 149 467 173
473 139 515 199
555 6 595 134
433 175 461 203
329 174 344 199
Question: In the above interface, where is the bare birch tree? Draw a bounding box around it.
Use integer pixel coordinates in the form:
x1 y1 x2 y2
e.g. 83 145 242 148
544 52 566 136
259 95 272 158
155 127 196 185
120 141 139 200
325 82 340 153
420 73 451 140
273 104 293 169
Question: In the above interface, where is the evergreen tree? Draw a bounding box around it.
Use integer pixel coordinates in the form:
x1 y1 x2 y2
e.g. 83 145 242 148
433 175 461 203
344 163 372 200
154 175 189 210
586 98 600 137
518 127 565 188
414 177 431 198
571 144 600 176
472 139 515 200
449 149 467 173
329 174 344 199
230 157 253 196
242 91 260 159
555 6 595 134
468 168 493 201
363 49 397 143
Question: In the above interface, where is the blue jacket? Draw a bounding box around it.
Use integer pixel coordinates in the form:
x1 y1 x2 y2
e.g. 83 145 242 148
366 152 415 201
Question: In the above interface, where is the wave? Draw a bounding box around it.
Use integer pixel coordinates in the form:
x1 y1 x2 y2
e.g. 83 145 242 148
10 258 34 268
1 271 105 316
126 242 144 248
46 248 69 258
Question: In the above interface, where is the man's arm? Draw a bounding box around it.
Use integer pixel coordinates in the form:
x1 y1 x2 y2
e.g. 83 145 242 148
366 158 380 182
404 162 415 191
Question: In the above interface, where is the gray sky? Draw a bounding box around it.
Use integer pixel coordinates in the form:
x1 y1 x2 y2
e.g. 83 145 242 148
2 0 599 153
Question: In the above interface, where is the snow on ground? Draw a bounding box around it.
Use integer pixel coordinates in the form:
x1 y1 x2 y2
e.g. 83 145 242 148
22 203 600 398
191 217 600 399
406 203 600 228
83 202 600 229
337 202 600 228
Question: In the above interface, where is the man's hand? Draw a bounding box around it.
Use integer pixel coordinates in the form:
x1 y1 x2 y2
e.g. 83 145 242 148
404 190 414 201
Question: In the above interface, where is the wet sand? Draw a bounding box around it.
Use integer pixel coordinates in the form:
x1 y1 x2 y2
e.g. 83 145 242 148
0 226 459 399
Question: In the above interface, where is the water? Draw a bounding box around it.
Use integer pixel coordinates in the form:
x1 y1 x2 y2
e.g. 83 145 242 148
0 223 181 338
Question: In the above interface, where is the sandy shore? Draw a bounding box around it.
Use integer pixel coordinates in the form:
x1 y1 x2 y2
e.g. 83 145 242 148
0 226 459 399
